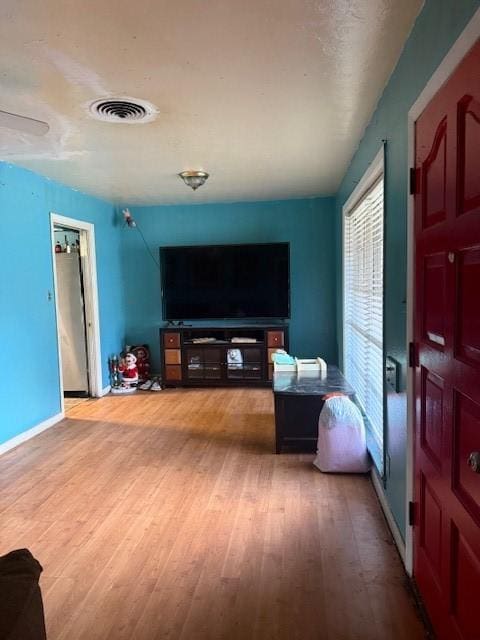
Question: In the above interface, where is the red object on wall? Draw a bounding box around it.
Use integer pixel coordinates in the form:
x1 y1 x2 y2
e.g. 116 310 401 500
414 39 480 640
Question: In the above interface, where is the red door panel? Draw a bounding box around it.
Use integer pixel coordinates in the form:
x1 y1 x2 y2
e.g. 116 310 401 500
420 367 445 470
419 471 443 586
414 38 480 640
455 247 480 366
457 95 480 216
422 117 448 228
453 392 480 526
450 524 480 639
422 252 447 348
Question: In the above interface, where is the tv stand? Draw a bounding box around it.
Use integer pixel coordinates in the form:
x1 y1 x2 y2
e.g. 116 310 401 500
160 325 289 387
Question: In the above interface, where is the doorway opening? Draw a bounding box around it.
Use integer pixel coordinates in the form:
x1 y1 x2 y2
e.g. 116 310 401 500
53 226 89 398
50 213 102 411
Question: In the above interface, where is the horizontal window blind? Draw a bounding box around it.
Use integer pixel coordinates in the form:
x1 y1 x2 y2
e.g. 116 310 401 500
344 177 384 453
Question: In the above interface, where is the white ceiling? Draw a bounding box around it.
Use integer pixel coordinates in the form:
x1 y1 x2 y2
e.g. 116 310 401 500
0 0 423 205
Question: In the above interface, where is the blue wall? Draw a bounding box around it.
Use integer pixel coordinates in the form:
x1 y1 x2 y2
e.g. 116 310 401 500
121 198 337 371
335 0 480 537
0 162 125 446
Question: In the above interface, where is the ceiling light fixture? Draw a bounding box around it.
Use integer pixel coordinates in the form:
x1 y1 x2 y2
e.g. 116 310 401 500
178 170 209 191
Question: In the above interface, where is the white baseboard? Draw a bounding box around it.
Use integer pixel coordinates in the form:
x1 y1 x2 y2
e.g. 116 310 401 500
100 385 111 397
0 412 64 457
371 469 407 568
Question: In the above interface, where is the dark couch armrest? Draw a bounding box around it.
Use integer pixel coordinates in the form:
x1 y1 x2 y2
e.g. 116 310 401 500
0 549 47 640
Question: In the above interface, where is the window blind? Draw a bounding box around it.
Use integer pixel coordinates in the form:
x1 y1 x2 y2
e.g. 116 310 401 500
344 177 384 453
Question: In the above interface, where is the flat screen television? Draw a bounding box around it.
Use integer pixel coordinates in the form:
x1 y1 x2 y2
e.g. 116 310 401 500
160 243 290 320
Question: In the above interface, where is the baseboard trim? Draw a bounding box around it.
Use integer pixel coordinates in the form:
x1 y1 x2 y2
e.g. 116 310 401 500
101 385 111 397
371 469 407 568
0 412 64 457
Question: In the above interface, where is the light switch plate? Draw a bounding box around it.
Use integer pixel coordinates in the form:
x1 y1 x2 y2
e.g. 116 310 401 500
386 356 401 393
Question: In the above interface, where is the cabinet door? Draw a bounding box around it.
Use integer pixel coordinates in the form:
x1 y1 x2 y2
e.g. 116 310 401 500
165 349 181 365
185 347 222 380
227 347 263 380
164 365 182 381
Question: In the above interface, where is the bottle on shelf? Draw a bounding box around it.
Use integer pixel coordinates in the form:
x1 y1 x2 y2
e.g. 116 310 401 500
54 241 62 253
64 235 71 254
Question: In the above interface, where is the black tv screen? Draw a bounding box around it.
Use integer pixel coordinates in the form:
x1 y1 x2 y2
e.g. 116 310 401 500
161 243 290 320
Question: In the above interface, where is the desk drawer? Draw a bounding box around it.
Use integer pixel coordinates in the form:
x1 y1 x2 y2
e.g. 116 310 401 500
164 332 181 348
267 331 284 347
164 365 182 381
165 349 181 365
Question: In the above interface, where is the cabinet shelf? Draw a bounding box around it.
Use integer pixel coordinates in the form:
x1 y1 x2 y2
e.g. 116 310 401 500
184 340 231 345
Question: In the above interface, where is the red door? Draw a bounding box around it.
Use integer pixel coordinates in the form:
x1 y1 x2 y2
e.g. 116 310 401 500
414 38 480 640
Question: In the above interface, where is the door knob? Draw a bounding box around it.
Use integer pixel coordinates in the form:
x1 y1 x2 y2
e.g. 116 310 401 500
467 451 480 473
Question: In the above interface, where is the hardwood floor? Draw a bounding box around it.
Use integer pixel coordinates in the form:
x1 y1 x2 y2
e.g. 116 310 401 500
0 389 426 639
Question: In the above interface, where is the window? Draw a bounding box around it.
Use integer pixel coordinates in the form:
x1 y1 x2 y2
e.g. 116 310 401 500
343 158 384 468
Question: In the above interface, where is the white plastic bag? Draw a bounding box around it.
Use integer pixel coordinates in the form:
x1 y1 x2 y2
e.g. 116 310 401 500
313 395 370 473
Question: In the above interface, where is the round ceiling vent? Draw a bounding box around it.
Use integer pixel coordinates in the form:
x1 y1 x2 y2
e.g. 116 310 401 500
88 97 157 124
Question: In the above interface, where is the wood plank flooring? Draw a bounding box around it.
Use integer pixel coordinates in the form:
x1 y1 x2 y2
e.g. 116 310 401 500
0 388 426 639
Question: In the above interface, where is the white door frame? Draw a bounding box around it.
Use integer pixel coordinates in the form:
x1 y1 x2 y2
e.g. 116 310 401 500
405 11 480 575
50 213 102 409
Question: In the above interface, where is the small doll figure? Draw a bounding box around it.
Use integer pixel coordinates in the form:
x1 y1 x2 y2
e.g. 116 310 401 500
118 352 138 386
131 345 151 382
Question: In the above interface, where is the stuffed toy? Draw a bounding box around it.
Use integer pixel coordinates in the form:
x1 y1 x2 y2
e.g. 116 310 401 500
130 345 151 382
118 352 138 384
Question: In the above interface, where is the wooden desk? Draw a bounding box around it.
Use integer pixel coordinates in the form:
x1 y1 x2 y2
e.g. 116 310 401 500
273 366 355 453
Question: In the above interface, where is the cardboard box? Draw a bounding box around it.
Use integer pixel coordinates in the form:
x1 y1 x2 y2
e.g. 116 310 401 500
295 357 327 373
273 362 297 372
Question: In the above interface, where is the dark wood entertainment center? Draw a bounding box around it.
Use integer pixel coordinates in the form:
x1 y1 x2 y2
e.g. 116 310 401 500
160 325 288 386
